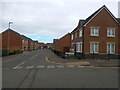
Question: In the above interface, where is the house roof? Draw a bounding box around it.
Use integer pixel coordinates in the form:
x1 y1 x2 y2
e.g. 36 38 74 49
53 39 58 43
47 43 53 44
116 18 120 24
3 29 29 40
33 41 38 43
81 5 104 27
79 20 86 26
6 29 24 39
21 35 31 41
71 20 85 33
82 5 120 26
27 38 33 41
71 5 120 33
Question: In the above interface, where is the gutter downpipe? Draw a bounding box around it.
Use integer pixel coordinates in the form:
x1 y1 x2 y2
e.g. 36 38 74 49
82 25 85 59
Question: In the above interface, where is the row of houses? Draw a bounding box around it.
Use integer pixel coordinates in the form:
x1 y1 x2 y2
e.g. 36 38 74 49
39 43 53 49
52 5 120 59
1 29 40 53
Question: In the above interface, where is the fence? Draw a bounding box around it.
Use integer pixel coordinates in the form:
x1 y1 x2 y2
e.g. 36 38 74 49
53 50 65 58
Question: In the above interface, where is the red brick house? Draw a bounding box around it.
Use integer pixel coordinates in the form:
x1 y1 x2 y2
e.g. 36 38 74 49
38 43 44 49
53 33 71 53
71 5 120 59
21 35 29 51
2 29 28 52
52 39 58 50
27 38 34 50
47 43 53 49
21 35 34 51
33 41 39 50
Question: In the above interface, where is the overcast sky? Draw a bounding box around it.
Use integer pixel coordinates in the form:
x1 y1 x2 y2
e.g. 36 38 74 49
0 0 119 43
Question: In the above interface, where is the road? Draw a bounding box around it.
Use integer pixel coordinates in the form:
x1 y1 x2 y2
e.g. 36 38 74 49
2 49 119 88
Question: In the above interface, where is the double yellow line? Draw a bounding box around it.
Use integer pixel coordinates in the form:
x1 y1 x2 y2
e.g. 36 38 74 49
45 57 66 65
1 52 30 63
45 57 120 68
1 56 21 63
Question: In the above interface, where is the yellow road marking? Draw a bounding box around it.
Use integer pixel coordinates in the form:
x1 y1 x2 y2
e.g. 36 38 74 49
45 57 65 65
2 56 21 63
1 52 31 63
45 57 120 68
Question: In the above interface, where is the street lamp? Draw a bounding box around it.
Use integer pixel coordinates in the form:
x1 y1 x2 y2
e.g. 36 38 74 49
8 22 13 29
7 22 13 55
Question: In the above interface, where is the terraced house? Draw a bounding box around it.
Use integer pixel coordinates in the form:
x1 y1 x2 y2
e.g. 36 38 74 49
1 29 39 54
2 29 26 52
71 5 120 59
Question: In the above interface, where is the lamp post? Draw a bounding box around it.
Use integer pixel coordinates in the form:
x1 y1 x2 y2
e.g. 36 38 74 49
8 22 13 29
7 22 13 55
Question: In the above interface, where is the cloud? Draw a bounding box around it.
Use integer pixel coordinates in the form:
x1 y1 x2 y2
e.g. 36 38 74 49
0 1 118 43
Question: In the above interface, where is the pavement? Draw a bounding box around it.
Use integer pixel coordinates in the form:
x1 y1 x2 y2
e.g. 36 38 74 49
2 51 31 62
2 49 119 88
46 49 120 67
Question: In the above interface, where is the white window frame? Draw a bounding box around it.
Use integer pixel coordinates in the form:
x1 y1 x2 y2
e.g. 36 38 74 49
22 40 24 44
76 42 82 53
90 42 99 53
107 28 115 37
107 43 115 54
71 34 73 40
22 45 24 50
79 30 82 37
90 27 99 36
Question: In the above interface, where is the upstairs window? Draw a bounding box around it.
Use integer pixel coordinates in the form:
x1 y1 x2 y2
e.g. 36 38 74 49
22 40 24 44
107 28 115 37
71 34 73 40
90 27 99 36
79 30 82 37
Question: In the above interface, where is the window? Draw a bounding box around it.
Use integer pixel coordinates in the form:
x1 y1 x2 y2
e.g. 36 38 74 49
22 40 24 44
90 27 99 36
76 42 82 52
107 28 115 37
107 43 115 54
26 41 28 44
90 43 99 53
79 30 82 37
22 45 24 50
71 34 73 40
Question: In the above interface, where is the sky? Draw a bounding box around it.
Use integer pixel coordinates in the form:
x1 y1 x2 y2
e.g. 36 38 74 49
0 0 119 43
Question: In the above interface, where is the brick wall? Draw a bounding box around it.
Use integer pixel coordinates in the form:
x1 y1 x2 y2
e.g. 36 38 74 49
2 30 22 52
55 33 71 53
83 8 119 54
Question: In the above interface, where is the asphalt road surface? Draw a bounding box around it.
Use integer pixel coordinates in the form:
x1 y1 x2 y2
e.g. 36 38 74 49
2 49 119 88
